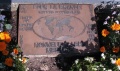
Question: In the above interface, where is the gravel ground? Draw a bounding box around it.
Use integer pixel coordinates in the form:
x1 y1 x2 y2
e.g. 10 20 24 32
26 57 62 71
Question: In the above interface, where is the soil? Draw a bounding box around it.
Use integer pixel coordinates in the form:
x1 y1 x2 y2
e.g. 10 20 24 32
25 56 78 71
26 57 61 71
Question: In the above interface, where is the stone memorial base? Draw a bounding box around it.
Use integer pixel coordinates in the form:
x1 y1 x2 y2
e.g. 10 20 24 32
8 11 75 71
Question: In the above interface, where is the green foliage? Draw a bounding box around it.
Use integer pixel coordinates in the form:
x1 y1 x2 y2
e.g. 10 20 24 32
70 57 118 71
14 59 26 71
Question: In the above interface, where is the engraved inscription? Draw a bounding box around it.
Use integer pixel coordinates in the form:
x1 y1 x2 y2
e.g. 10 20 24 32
20 16 32 23
20 5 26 13
34 41 82 53
19 23 33 31
87 24 95 42
18 4 98 55
33 4 81 10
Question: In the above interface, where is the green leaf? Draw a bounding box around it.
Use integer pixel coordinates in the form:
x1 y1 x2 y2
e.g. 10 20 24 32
5 24 12 30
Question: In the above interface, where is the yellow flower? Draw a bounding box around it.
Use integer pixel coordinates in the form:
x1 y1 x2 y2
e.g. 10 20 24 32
111 23 120 31
113 47 119 53
13 48 18 55
5 57 13 67
0 32 5 40
0 42 7 51
2 49 9 55
101 29 109 37
100 46 106 52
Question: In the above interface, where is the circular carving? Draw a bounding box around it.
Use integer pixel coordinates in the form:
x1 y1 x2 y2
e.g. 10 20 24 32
33 15 85 41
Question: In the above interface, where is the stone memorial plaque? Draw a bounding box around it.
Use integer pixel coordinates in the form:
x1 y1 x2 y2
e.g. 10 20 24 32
18 4 99 56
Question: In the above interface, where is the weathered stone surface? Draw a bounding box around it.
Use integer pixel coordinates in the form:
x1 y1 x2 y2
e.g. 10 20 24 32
18 4 99 56
26 57 61 71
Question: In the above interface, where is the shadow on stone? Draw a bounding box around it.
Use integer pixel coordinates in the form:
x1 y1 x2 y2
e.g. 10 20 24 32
55 41 80 71
55 22 100 71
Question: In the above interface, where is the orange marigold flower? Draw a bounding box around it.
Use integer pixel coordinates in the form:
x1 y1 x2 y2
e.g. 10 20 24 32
13 48 18 55
116 58 120 66
5 57 13 66
100 46 105 52
0 42 7 51
101 29 109 37
4 32 11 43
2 49 9 55
113 47 119 53
0 32 11 43
111 23 120 31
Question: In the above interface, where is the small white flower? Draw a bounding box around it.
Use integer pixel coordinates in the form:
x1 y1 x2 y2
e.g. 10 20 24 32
84 57 94 63
26 67 29 71
107 69 112 71
103 21 108 25
110 58 116 64
11 52 15 56
118 13 120 16
116 31 119 34
85 57 89 61
79 68 82 71
0 9 4 11
100 64 104 67
115 20 119 24
105 16 110 20
19 58 22 61
103 68 106 70
89 58 94 62
112 11 117 15
101 53 106 59
117 5 120 8
75 59 79 64
92 68 97 70
0 15 5 21
118 66 120 70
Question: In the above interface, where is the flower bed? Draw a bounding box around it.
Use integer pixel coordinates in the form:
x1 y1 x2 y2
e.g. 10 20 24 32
0 10 27 71
70 1 120 71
